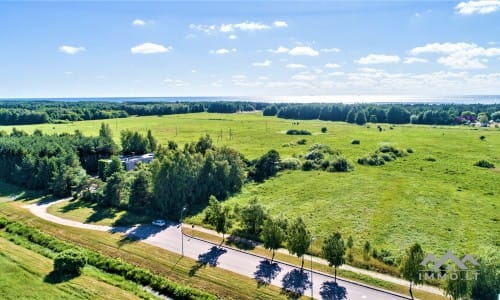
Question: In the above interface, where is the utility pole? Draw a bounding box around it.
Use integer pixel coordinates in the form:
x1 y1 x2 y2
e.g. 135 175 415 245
180 206 187 256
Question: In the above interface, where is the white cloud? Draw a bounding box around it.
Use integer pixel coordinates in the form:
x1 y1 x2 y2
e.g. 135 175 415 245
132 19 146 26
131 43 172 54
455 0 500 15
64 71 73 75
164 78 190 87
229 35 237 40
273 20 288 28
320 48 341 53
324 63 341 68
292 73 316 81
210 48 236 55
232 75 247 79
286 63 306 69
328 72 345 76
210 80 224 87
234 21 270 31
410 42 500 69
403 57 428 64
189 24 217 34
219 24 234 32
288 46 319 56
253 60 272 67
268 46 290 53
59 45 86 55
258 76 270 80
356 54 401 64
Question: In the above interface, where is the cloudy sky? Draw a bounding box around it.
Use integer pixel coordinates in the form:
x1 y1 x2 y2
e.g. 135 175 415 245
1 1 500 98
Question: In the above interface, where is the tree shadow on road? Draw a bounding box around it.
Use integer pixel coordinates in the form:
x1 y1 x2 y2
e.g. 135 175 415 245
319 281 348 300
189 246 227 276
112 223 168 246
281 269 311 299
254 259 281 287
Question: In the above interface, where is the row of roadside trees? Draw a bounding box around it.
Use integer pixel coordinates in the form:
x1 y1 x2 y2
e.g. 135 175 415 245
203 197 498 299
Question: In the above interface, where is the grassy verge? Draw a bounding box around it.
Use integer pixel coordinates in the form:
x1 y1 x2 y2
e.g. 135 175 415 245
185 228 447 300
0 236 151 300
0 201 292 300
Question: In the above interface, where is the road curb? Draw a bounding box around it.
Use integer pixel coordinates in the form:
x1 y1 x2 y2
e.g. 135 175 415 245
182 228 411 300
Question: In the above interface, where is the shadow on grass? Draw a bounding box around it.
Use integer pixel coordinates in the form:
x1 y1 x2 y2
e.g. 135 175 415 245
189 246 227 276
254 259 281 287
44 270 80 284
319 281 348 300
281 269 311 299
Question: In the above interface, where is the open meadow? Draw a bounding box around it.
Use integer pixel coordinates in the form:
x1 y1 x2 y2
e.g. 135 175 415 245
4 112 499 259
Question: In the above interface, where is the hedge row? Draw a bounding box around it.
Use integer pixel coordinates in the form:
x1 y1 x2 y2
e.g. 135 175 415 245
0 217 216 300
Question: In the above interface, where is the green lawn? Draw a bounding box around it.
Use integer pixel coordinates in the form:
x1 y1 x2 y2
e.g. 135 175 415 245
4 112 499 258
0 237 147 300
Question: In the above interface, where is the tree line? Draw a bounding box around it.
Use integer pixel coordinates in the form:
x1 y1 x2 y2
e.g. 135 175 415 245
264 103 500 125
0 101 266 125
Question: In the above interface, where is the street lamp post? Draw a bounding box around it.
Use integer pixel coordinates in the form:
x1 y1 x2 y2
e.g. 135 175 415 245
180 206 187 256
310 236 315 300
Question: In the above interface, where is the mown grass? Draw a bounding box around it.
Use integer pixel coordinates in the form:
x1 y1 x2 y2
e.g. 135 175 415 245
4 112 499 258
0 200 291 300
0 236 148 300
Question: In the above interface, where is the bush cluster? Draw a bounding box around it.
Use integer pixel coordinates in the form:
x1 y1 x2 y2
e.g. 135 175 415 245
474 160 495 168
358 145 408 166
54 249 86 275
301 144 353 172
351 139 360 145
286 129 311 135
279 158 301 170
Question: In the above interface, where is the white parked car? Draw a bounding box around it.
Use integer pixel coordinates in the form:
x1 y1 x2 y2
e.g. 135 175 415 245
152 219 166 227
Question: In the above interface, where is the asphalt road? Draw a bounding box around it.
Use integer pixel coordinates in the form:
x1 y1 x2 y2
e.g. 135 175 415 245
28 199 410 300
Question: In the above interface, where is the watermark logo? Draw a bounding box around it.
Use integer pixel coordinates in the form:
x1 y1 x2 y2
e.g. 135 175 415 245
419 250 479 281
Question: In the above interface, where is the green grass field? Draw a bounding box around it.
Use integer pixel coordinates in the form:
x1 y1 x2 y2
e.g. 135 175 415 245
3 112 499 258
0 236 149 300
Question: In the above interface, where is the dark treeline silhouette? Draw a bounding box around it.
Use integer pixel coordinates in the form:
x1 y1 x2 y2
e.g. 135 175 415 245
266 103 499 125
0 101 269 125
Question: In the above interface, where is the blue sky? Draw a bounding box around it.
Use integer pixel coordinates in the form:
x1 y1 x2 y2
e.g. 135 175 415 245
1 0 500 98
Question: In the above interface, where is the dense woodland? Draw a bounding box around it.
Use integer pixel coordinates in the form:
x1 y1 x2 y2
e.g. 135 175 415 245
1 100 498 126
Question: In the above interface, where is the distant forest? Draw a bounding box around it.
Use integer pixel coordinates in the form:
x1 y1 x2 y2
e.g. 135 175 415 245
0 100 498 126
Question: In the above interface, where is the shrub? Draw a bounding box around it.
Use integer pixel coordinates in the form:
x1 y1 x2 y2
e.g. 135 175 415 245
479 135 486 141
474 160 495 168
380 153 395 162
286 129 311 135
351 139 360 145
321 127 327 133
297 139 307 145
424 157 436 162
279 158 301 170
358 154 385 166
301 160 315 171
305 150 324 161
329 156 354 172
54 249 86 275
407 148 414 153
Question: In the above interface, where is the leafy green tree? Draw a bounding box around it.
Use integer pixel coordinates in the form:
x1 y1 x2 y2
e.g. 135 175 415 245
387 106 411 124
146 130 157 152
204 196 231 241
444 265 472 300
99 123 113 140
252 150 280 182
355 111 367 125
478 113 489 125
347 236 353 250
129 168 152 213
195 134 213 155
401 243 425 299
240 198 268 238
121 130 149 155
286 217 311 268
363 241 371 260
104 156 123 180
262 217 285 261
102 172 129 207
471 258 499 300
322 232 346 281
54 249 86 275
